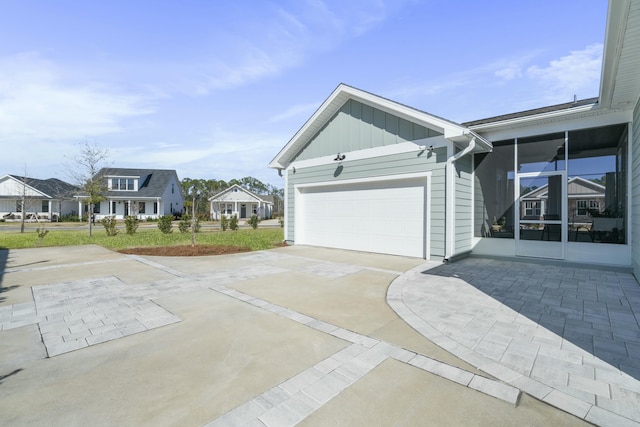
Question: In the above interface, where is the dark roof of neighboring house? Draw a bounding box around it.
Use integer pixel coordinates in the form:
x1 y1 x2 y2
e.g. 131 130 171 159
94 168 182 199
9 175 79 199
462 98 599 127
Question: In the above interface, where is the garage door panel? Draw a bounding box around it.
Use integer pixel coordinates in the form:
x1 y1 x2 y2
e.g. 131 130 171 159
296 178 427 258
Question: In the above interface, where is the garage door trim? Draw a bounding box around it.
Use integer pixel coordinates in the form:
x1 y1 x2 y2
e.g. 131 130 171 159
294 172 432 259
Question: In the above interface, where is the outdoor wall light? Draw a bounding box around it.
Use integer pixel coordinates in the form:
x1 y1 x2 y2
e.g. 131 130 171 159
334 153 346 161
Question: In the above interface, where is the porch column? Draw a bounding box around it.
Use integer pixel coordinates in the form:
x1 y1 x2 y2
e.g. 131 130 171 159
48 200 53 221
78 200 83 219
234 201 238 217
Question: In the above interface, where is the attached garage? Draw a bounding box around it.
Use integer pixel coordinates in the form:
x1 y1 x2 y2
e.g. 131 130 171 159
270 84 490 261
295 174 431 258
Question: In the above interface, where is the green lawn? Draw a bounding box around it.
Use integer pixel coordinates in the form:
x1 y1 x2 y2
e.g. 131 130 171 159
0 225 284 251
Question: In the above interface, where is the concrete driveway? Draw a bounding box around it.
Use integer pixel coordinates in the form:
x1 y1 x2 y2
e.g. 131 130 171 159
0 245 594 426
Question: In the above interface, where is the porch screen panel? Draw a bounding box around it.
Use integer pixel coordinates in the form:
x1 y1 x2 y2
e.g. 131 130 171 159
567 124 627 244
517 133 566 173
474 140 515 238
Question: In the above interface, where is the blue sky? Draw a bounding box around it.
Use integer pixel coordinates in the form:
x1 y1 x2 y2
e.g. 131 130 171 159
0 1 607 189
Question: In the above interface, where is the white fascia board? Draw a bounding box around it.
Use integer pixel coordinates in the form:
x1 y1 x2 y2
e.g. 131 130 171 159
269 85 349 170
599 0 630 109
6 175 48 198
269 83 478 169
288 137 450 171
472 108 632 142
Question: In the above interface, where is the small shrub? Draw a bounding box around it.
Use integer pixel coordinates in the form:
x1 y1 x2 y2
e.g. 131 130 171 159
100 216 118 236
247 214 260 229
36 227 49 240
229 214 239 231
278 217 284 228
157 215 173 234
178 215 201 233
220 215 229 231
125 216 139 235
178 216 190 233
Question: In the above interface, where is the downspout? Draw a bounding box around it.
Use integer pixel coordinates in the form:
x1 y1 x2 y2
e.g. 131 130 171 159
444 137 476 262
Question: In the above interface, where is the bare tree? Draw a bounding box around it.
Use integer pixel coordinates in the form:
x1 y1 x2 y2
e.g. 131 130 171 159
65 140 110 237
15 167 43 233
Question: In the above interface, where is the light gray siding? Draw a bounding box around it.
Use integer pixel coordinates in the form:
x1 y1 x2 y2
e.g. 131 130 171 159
454 154 473 254
294 100 442 162
287 148 448 257
632 98 640 279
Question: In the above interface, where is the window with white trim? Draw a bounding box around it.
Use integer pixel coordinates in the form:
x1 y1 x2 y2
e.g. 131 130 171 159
524 201 541 217
111 178 136 191
577 200 587 216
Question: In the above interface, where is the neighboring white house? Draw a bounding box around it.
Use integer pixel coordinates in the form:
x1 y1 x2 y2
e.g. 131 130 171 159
0 175 78 221
75 168 184 220
269 0 640 279
209 184 273 220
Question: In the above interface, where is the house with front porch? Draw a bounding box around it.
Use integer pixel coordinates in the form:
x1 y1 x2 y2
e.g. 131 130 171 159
76 168 184 220
0 175 78 221
209 184 273 220
269 0 640 280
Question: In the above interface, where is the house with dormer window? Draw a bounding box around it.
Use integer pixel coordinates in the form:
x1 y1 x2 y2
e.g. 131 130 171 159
75 168 184 220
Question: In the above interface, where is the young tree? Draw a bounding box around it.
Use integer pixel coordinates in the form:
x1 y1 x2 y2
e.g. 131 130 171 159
65 140 110 237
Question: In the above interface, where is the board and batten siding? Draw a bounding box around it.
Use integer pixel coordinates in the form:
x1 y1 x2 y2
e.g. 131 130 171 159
632 97 640 280
286 148 447 258
294 99 443 162
454 154 473 254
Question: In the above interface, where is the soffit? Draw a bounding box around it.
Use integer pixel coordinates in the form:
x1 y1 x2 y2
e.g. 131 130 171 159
600 0 640 110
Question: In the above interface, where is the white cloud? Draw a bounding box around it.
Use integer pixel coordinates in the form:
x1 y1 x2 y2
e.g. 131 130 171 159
526 43 603 101
108 127 286 187
495 64 523 81
0 53 153 141
167 0 394 96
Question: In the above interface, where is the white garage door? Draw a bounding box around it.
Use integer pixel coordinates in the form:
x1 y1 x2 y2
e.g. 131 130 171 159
295 177 428 258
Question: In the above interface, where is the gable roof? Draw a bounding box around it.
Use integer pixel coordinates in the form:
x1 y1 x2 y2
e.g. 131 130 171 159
95 168 182 199
6 175 78 199
522 176 606 199
269 83 491 170
462 98 600 128
209 184 273 204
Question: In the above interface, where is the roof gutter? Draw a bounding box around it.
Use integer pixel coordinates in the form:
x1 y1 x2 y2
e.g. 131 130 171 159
444 136 476 262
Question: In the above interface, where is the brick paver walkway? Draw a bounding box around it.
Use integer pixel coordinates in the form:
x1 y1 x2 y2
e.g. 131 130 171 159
389 257 640 426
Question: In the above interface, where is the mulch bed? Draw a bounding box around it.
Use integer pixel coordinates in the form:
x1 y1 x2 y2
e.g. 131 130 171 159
118 245 252 257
